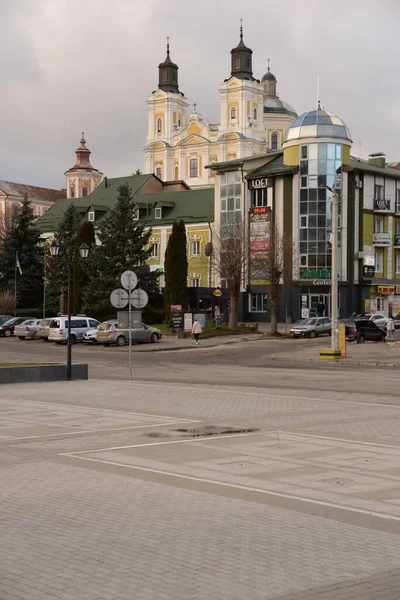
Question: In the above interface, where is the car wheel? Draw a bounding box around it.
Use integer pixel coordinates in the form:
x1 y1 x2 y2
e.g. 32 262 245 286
55 341 62 345
4 329 11 337
32 331 38 340
381 332 386 342
309 330 317 338
357 334 366 344
150 333 159 343
103 343 110 347
18 336 24 340
116 336 126 347
70 334 77 344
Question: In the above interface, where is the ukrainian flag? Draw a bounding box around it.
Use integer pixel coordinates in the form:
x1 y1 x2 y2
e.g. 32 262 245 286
16 256 22 275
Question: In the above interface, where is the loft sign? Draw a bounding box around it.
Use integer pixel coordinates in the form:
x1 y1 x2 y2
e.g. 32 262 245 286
248 178 271 189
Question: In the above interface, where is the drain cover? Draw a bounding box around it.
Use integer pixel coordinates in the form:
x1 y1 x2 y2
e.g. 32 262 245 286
317 477 359 488
174 426 258 438
220 461 265 469
344 457 386 465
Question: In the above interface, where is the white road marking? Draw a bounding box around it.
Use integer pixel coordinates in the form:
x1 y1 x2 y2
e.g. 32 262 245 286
65 453 400 523
285 431 400 450
62 431 264 455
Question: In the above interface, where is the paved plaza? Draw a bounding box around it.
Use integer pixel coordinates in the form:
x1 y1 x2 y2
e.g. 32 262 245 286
2 377 400 599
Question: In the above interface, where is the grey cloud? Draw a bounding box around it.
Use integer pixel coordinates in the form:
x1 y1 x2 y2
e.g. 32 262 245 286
0 0 399 189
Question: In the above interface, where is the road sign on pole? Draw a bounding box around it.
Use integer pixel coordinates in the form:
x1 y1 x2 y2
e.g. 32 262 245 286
110 288 129 309
121 270 138 291
131 288 149 309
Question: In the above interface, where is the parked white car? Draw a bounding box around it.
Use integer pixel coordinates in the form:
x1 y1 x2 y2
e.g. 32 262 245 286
83 327 99 343
14 319 42 340
48 316 100 343
369 314 389 329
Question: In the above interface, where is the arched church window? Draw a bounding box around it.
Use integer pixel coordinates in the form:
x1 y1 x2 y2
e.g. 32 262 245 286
253 108 257 121
271 132 279 151
70 186 75 198
190 158 198 178
174 166 179 181
156 166 162 179
230 107 237 120
157 118 162 133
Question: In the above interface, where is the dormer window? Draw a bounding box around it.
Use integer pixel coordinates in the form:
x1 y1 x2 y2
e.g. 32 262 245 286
88 211 95 222
155 207 162 219
157 118 162 133
230 107 237 120
133 209 139 220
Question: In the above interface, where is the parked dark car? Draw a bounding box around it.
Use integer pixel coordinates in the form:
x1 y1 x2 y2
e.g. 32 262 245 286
339 318 386 343
392 313 400 329
0 316 30 337
0 315 12 325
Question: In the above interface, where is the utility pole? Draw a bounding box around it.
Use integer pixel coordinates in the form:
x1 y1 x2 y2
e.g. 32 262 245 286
327 186 339 352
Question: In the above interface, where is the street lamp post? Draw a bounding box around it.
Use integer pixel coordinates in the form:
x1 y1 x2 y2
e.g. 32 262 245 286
49 240 90 381
326 186 339 352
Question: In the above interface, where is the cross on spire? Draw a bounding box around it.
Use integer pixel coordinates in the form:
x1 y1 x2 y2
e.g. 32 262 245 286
267 58 270 71
192 102 197 113
166 36 170 56
240 17 243 39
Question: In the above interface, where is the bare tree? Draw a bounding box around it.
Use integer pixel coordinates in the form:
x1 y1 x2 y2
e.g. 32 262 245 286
211 216 248 331
250 222 295 335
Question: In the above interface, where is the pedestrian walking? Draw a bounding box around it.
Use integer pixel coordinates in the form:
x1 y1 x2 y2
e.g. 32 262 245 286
191 318 202 345
386 317 395 341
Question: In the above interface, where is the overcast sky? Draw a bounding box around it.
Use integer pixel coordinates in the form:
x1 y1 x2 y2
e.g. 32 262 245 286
2 0 399 189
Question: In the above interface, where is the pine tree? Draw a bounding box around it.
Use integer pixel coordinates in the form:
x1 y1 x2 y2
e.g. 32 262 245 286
82 183 159 318
46 204 81 315
73 220 95 314
0 197 43 309
164 219 188 320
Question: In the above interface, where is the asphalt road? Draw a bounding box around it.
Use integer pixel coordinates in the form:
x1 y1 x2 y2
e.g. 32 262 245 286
2 334 400 398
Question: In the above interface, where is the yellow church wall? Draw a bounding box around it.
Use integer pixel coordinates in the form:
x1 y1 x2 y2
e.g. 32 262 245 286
188 122 202 136
173 112 177 125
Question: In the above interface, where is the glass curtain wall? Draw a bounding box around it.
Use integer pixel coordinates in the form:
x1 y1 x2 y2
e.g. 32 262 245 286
299 143 342 277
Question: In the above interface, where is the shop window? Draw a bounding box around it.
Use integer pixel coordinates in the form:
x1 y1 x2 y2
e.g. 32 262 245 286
249 293 267 313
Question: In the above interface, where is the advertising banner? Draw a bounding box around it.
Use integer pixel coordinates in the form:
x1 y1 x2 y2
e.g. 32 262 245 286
249 208 271 282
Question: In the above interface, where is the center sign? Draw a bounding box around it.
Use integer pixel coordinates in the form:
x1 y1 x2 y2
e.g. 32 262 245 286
248 178 271 189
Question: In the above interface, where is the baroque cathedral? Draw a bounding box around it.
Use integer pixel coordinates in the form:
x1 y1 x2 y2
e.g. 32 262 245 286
144 25 297 188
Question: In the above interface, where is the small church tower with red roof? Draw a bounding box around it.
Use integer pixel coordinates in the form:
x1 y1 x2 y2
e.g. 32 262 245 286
65 133 103 199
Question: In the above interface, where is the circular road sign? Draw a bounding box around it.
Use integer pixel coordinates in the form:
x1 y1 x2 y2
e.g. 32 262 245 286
121 270 138 291
110 288 129 308
130 288 149 309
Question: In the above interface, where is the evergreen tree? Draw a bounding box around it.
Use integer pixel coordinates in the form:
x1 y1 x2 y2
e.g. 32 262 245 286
46 204 81 315
0 197 43 309
164 219 188 320
73 220 95 314
82 183 159 319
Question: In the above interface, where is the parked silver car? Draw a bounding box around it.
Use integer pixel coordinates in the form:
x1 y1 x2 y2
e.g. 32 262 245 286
290 317 332 338
83 327 99 343
37 318 51 341
97 321 162 346
14 319 42 340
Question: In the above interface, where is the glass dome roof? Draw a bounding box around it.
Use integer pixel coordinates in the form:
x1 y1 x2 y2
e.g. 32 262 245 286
283 109 352 143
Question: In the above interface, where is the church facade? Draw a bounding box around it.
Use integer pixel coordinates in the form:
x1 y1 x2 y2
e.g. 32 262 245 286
144 27 297 188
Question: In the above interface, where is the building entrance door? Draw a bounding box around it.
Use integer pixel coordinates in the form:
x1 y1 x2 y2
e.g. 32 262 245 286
309 294 330 318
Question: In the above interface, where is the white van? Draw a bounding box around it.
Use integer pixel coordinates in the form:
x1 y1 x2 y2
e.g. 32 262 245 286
48 316 100 343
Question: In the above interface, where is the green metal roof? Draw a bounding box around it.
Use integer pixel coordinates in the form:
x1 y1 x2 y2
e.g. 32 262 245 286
245 153 298 178
348 158 400 179
206 151 280 171
37 177 214 233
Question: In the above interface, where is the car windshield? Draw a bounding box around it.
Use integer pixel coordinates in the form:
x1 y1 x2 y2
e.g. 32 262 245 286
300 319 317 325
3 317 19 325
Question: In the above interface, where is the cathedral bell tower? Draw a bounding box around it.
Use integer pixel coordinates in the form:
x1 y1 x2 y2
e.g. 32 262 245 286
65 134 103 199
145 39 189 181
230 22 254 81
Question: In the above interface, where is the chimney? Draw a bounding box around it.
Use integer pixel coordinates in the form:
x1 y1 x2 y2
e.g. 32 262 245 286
368 152 386 169
104 176 107 188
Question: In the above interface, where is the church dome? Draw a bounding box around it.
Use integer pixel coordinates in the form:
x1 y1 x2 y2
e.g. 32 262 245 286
264 96 297 117
283 107 352 143
261 69 276 83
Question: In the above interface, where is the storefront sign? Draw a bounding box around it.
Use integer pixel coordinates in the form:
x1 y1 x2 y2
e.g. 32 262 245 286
377 286 395 295
249 206 269 214
248 178 271 189
170 304 182 312
372 233 391 246
312 279 331 286
395 235 400 247
171 311 184 333
363 265 375 278
212 288 223 296
301 269 331 280
184 313 193 332
249 209 271 281
374 198 391 211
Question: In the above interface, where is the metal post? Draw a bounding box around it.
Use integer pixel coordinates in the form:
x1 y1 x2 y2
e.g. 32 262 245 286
67 254 72 381
14 251 17 317
43 252 46 319
331 191 339 352
128 277 132 382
